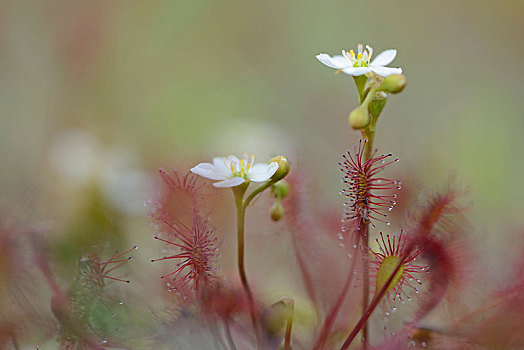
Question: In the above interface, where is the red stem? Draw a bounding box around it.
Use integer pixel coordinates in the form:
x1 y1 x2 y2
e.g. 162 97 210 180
340 244 413 349
361 222 370 348
312 230 362 349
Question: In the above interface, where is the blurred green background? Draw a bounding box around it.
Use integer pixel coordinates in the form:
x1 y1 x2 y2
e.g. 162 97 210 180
1 0 523 346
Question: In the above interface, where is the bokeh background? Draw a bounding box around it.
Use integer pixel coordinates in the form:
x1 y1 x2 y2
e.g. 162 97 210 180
1 0 524 348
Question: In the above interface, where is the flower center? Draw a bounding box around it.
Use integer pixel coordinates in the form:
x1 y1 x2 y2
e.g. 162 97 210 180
344 44 373 67
229 154 254 180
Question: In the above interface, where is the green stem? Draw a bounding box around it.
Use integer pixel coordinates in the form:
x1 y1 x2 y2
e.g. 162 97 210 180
232 179 276 346
361 88 377 161
283 298 294 350
244 180 274 207
233 185 260 345
354 75 368 103
11 335 20 350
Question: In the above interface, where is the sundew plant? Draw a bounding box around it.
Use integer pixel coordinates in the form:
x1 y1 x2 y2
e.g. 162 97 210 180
2 40 524 350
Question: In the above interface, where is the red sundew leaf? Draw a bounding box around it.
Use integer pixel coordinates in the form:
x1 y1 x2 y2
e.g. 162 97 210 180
30 235 107 350
369 231 428 309
151 212 218 296
282 174 321 315
454 234 524 348
339 140 400 229
409 184 470 239
407 185 473 323
78 245 137 288
150 169 204 233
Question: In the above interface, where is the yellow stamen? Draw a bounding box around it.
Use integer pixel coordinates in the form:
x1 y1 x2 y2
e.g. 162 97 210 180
357 53 363 60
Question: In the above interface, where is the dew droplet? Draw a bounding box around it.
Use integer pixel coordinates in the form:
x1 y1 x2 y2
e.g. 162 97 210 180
347 253 352 259
118 299 124 305
339 243 345 247
100 339 108 344
338 233 344 240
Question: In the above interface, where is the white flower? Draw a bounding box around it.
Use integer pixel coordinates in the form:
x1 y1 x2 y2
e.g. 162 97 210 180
190 155 279 188
316 44 402 77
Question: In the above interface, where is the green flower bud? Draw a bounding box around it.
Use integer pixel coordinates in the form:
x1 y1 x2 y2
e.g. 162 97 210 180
379 74 406 94
269 156 290 182
270 201 284 221
263 297 294 336
348 105 370 130
271 180 290 199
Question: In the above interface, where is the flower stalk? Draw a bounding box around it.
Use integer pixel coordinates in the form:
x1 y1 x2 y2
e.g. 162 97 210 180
359 128 375 348
230 158 290 346
232 183 259 341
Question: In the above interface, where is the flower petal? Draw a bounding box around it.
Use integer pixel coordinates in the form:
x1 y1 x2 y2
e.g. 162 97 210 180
248 162 278 182
213 177 246 188
316 53 350 69
370 49 397 67
330 55 351 67
370 66 402 77
341 67 372 76
191 163 227 180
212 157 233 177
